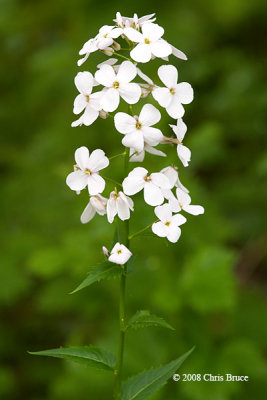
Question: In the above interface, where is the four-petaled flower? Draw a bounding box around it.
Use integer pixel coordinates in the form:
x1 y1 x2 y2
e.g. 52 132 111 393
114 104 163 152
169 119 191 167
66 146 109 195
152 204 187 243
95 61 141 112
81 195 107 224
107 190 134 223
153 65 193 119
124 23 172 63
72 72 102 127
122 167 171 206
169 188 205 215
108 242 132 265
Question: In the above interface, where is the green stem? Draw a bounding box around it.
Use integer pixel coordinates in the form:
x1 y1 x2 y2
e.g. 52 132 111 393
113 52 132 62
113 148 130 400
129 223 153 240
109 152 126 161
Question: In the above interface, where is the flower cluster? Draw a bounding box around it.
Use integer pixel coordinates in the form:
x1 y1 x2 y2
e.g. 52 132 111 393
66 12 204 248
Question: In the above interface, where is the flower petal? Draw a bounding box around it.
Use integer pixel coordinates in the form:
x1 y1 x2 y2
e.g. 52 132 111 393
158 65 178 88
87 149 109 172
176 188 191 206
66 170 88 191
152 221 168 237
144 182 164 206
123 27 143 43
122 167 147 195
142 126 163 146
155 204 172 221
73 94 87 115
75 71 94 94
142 23 164 41
82 106 99 126
101 88 120 112
130 43 151 63
171 213 187 226
122 131 144 152
119 82 141 104
161 166 178 188
167 226 181 243
87 174 105 195
176 82 194 104
150 172 171 189
166 96 185 119
75 146 89 170
152 87 172 107
114 112 136 134
151 40 172 58
107 197 117 223
171 45 187 61
80 202 96 224
177 144 191 167
183 205 204 215
117 196 130 220
139 104 161 126
95 64 116 87
117 61 137 83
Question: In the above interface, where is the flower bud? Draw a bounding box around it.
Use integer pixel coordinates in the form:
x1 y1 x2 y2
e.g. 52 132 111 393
99 110 108 119
103 47 114 56
102 246 109 256
112 41 121 51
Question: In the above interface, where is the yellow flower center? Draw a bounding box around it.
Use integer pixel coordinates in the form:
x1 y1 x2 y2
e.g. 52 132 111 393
144 38 151 44
179 202 183 209
165 221 171 227
85 95 90 102
113 81 120 89
169 87 176 95
117 249 122 254
136 121 142 130
85 169 92 176
144 175 151 182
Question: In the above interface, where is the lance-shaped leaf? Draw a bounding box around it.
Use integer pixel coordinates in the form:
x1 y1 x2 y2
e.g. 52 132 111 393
71 261 122 294
121 347 194 400
126 310 174 331
29 346 116 371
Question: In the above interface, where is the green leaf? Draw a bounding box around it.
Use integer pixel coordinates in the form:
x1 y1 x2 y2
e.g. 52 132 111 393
71 261 122 294
29 346 116 371
121 347 194 400
127 310 174 331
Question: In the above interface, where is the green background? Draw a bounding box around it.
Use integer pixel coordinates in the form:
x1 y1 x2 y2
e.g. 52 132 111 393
1 0 266 399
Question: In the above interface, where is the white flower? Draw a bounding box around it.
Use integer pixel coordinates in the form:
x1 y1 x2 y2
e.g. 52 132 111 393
72 72 102 127
108 242 132 265
130 145 166 162
66 146 109 195
95 25 123 50
161 166 189 193
153 65 193 119
169 119 191 167
95 61 141 112
97 58 118 69
80 195 107 224
114 104 163 152
78 26 122 66
122 167 171 206
107 190 134 223
152 204 187 243
78 38 98 66
114 12 156 29
169 188 205 215
102 246 109 256
124 23 172 63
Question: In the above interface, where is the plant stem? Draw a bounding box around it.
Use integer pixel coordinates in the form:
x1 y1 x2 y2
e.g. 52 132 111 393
113 148 130 399
128 223 153 240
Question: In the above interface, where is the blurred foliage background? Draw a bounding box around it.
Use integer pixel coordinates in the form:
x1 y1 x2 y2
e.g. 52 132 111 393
0 0 267 399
